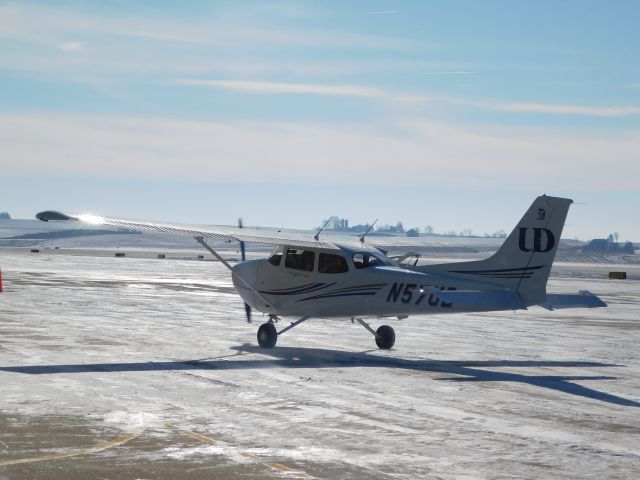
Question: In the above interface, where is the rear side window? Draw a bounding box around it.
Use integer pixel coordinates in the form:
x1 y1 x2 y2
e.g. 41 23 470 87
318 253 349 274
285 248 315 272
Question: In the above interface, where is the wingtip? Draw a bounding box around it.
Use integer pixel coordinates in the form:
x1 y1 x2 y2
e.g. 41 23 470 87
35 211 78 222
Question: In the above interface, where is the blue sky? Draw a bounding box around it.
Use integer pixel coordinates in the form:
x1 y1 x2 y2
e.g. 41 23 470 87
1 1 639 240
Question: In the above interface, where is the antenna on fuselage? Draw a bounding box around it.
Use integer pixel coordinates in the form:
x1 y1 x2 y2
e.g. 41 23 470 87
359 219 378 244
314 216 335 241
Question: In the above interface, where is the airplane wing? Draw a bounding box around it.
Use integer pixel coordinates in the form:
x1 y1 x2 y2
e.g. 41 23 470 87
35 210 339 250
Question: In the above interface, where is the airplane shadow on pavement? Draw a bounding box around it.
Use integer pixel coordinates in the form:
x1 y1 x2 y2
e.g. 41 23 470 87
1 344 638 407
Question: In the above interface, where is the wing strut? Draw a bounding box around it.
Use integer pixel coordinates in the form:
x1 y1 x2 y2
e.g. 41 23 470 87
238 218 252 323
195 236 233 270
195 236 272 315
276 316 310 336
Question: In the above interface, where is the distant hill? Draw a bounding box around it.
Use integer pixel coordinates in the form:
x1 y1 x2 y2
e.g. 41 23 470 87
0 211 11 219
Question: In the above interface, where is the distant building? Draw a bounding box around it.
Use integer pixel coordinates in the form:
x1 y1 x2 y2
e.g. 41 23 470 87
377 222 405 234
582 237 635 254
348 223 371 233
325 217 349 231
0 211 11 220
321 217 370 233
621 242 635 254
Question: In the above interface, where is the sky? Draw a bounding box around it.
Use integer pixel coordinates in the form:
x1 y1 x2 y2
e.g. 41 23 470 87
1 1 639 241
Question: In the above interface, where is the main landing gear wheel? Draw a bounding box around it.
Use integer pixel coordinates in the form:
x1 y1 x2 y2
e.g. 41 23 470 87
257 322 277 348
375 325 395 350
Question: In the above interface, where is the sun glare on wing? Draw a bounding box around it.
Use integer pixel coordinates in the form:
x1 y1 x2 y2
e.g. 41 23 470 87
77 214 106 225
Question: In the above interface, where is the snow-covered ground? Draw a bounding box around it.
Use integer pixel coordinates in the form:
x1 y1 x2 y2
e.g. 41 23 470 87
0 249 639 479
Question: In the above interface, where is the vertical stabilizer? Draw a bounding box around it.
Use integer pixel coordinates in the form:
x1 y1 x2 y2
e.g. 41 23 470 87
418 195 573 305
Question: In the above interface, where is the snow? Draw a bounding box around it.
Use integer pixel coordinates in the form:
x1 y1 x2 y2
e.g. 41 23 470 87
1 248 639 479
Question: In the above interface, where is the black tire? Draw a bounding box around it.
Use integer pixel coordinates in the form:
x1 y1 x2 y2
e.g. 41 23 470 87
375 325 395 349
257 322 277 348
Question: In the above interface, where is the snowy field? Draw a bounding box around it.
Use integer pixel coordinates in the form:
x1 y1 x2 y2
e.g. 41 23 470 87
0 248 639 479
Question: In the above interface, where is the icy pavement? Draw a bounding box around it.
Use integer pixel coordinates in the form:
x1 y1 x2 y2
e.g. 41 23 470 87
0 249 639 479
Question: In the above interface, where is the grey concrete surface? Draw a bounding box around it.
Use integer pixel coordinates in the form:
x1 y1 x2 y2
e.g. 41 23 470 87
1 248 639 479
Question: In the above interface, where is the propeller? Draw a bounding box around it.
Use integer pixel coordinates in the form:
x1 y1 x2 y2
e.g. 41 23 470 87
238 218 252 323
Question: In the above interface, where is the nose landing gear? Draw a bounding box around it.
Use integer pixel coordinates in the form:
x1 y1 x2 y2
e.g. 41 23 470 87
256 315 310 348
257 322 277 348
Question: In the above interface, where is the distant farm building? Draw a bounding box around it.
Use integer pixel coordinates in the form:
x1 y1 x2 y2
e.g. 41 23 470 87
582 237 635 254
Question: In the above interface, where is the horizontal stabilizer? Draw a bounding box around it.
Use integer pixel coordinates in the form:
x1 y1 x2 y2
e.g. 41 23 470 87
427 287 526 310
540 291 607 310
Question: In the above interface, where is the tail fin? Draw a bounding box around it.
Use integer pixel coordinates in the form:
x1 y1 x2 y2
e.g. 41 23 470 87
420 195 573 305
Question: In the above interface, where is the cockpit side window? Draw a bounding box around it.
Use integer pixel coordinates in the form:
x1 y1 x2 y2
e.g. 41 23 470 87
267 245 284 266
285 248 315 272
352 252 381 269
318 253 349 274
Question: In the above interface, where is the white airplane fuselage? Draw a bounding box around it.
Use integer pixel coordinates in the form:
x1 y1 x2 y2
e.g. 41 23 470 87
232 245 503 318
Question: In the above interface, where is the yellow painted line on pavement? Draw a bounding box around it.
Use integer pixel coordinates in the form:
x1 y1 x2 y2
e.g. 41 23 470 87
265 462 314 478
165 423 216 444
0 427 146 467
181 430 216 444
166 423 314 478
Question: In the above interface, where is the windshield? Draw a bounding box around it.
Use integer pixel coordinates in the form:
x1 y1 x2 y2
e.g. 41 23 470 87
352 252 385 269
267 245 284 266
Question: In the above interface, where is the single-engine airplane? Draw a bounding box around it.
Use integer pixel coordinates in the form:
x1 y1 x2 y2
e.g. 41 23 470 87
36 195 606 350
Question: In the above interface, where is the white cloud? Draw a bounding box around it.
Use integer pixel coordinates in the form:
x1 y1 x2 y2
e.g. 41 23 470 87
57 41 85 53
483 102 640 117
422 71 475 76
0 3 424 88
1 114 638 190
177 79 640 117
0 3 415 51
176 79 387 98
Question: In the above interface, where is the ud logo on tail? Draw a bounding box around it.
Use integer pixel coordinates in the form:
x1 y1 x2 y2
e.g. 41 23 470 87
519 228 555 253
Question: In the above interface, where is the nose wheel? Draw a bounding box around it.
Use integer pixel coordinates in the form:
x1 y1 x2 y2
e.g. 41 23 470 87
257 322 278 348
